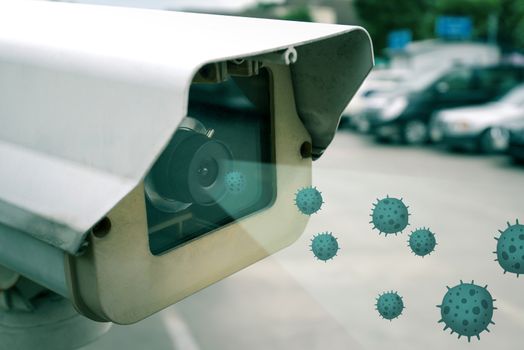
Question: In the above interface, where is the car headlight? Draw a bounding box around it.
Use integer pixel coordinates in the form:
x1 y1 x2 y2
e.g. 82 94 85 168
380 96 408 120
449 121 472 132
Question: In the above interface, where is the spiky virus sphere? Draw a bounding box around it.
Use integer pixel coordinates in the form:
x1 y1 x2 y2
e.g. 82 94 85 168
310 232 339 262
376 291 404 321
437 281 496 342
370 195 409 235
225 171 247 195
408 227 437 257
295 186 323 215
494 219 524 277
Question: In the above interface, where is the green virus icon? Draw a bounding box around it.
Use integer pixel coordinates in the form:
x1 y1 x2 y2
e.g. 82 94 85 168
437 280 496 342
370 195 410 235
225 171 247 195
494 219 524 277
310 232 339 262
408 227 437 257
376 291 404 321
295 186 323 215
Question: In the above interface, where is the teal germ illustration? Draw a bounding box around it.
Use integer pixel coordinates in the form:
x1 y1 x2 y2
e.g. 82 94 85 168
494 219 524 277
437 280 496 342
310 232 339 262
376 291 404 321
408 227 437 257
225 171 246 194
295 186 323 215
370 195 409 235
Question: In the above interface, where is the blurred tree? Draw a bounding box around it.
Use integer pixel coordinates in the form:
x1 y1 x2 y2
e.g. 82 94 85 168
355 0 524 53
435 0 499 41
354 0 435 55
498 0 524 51
255 2 280 11
280 6 313 22
437 0 524 51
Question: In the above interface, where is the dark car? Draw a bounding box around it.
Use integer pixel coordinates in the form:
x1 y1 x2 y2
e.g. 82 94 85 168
367 64 524 144
508 119 524 163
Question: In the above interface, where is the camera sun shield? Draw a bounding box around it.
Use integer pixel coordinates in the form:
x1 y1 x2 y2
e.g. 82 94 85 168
0 1 373 325
67 63 312 324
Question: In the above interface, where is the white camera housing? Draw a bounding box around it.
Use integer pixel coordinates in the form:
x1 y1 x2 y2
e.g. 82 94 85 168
0 1 373 324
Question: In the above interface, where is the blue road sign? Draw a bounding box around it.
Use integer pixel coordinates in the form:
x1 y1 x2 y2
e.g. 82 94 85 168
436 16 472 40
388 29 412 50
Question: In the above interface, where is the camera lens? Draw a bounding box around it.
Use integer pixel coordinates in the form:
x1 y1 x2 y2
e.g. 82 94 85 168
181 135 232 206
145 126 233 212
195 157 218 187
146 69 275 255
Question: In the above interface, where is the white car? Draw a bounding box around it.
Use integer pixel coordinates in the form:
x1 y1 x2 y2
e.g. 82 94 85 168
350 65 451 136
430 85 524 153
342 68 409 131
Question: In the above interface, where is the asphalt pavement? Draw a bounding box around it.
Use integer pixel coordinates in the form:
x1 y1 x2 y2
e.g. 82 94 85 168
83 130 524 350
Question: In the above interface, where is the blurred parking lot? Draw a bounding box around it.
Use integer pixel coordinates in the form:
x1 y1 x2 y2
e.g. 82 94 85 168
84 129 524 350
343 62 524 158
60 2 524 349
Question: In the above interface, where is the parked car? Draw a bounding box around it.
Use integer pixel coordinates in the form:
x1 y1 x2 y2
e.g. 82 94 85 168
430 85 524 153
365 64 524 144
352 67 449 133
341 68 409 131
508 119 524 163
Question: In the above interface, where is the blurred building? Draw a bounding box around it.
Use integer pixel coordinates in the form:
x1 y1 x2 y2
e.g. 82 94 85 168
388 40 500 73
285 0 358 24
239 0 359 24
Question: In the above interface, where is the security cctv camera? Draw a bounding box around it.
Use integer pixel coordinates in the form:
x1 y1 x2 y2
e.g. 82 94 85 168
0 0 373 325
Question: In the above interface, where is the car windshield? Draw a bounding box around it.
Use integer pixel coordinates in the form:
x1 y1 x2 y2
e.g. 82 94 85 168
399 66 452 92
500 85 524 106
370 69 409 83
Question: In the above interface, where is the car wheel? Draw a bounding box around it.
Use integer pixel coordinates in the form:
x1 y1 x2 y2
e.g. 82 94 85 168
512 155 524 165
479 127 510 154
337 116 350 130
355 116 370 133
402 120 428 145
375 135 393 144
